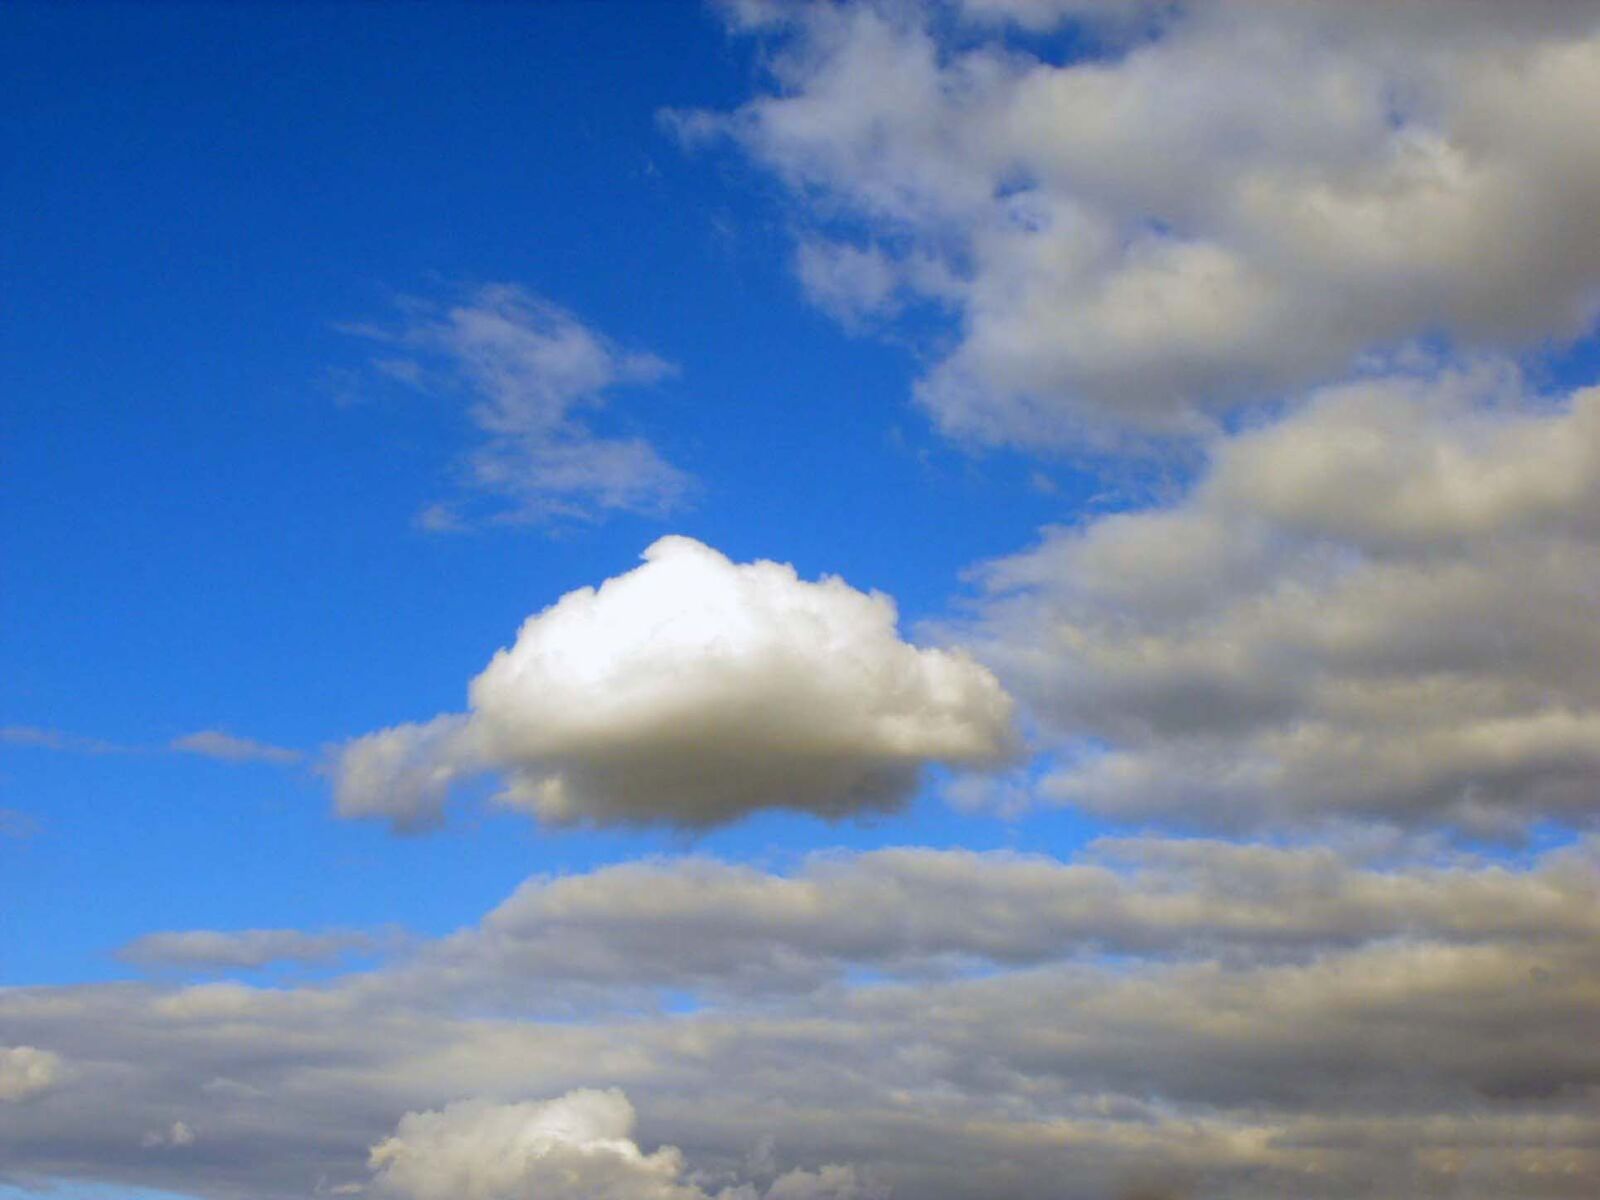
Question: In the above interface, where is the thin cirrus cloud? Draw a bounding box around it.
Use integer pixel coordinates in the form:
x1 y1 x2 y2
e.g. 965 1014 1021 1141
332 536 1018 832
953 363 1600 835
680 1 1600 443
343 283 693 529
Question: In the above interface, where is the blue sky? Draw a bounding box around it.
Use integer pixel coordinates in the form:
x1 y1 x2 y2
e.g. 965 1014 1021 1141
3 4 1599 1199
2 1 1088 985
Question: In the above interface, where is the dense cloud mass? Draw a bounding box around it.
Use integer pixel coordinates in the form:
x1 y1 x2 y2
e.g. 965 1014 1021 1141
346 284 691 527
958 366 1600 833
335 537 1017 830
690 1 1600 440
2 837 1597 1198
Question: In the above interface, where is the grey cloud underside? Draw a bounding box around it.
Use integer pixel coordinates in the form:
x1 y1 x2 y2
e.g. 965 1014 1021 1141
698 1 1600 442
4 840 1597 1199
955 366 1600 834
396 839 1600 1001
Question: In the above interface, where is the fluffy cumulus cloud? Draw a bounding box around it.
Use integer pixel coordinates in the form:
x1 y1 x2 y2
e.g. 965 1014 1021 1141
0 1044 62 1103
367 1089 702 1200
957 365 1600 833
688 1 1600 441
334 537 1017 830
368 1088 876 1200
345 284 691 527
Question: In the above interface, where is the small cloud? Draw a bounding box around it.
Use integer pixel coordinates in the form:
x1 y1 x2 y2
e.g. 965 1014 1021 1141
171 730 301 766
333 536 1019 832
341 283 693 529
0 1045 62 1103
141 1120 196 1149
1 725 127 755
119 927 382 971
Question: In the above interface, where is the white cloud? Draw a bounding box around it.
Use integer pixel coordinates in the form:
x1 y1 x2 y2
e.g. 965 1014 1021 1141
0 1045 61 1102
368 1090 701 1200
333 536 1017 830
346 284 691 526
367 1089 875 1200
692 1 1600 443
119 928 379 971
172 730 301 766
959 365 1600 833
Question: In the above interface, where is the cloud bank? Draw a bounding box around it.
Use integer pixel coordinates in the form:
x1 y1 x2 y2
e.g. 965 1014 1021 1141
958 365 1600 833
335 536 1017 830
3 837 1596 1199
690 1 1600 441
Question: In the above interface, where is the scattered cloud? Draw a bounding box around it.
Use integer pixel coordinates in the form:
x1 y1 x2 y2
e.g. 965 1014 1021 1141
689 1 1600 443
344 284 692 527
333 536 1018 831
957 365 1600 834
172 730 302 766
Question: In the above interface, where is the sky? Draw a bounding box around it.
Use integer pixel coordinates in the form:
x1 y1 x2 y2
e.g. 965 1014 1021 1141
1 2 1598 1198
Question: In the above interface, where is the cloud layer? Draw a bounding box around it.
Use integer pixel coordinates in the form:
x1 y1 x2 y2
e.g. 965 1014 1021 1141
335 536 1017 830
3 837 1596 1199
692 1 1600 441
959 365 1600 833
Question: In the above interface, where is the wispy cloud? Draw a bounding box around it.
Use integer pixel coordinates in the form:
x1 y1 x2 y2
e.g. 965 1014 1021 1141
4 725 299 768
171 730 301 766
118 927 382 971
344 284 693 528
0 725 128 755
